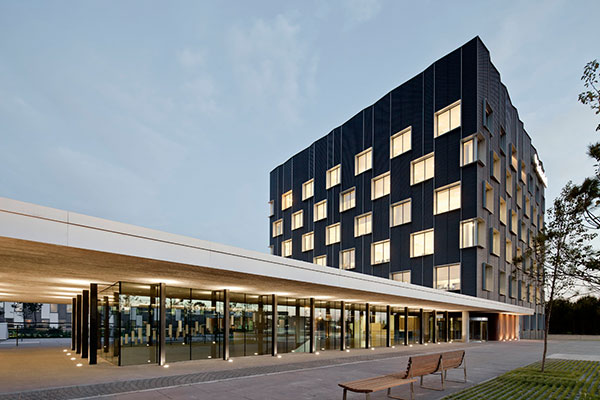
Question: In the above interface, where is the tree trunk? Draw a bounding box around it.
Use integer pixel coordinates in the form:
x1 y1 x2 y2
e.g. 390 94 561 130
541 301 553 372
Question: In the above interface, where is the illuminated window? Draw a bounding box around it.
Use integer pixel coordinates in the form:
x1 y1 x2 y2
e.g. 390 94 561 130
391 127 411 158
516 186 522 208
411 153 434 185
461 138 475 165
391 199 411 226
532 206 538 226
483 264 493 291
499 271 507 296
302 232 314 252
340 249 355 270
314 200 327 221
525 197 530 217
484 182 494 213
269 201 274 217
521 161 527 183
326 223 341 245
510 210 518 234
292 210 303 230
355 148 372 175
282 239 292 257
520 281 527 301
492 229 500 256
460 219 485 248
391 270 411 283
434 183 460 214
435 101 461 137
500 197 507 225
314 255 326 266
272 219 283 237
506 238 513 263
492 152 501 181
372 240 391 264
506 170 513 197
510 278 517 299
281 190 293 210
528 284 534 303
340 188 356 212
354 213 372 237
410 229 434 257
435 264 461 291
372 172 391 200
326 165 341 189
302 179 314 200
510 145 518 170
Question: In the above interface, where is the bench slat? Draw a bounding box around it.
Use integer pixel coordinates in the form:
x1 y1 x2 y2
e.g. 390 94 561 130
339 375 416 393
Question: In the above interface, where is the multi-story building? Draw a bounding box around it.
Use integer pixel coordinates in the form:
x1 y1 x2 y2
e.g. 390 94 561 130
269 37 546 340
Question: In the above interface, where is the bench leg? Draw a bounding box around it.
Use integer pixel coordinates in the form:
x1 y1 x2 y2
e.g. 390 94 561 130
343 388 347 400
386 382 414 400
419 373 444 391
445 361 468 384
365 393 370 400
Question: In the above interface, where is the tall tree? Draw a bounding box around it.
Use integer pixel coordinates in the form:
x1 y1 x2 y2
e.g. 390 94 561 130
537 183 596 372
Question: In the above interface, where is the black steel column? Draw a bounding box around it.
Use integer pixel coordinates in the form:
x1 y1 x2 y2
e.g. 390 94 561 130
445 311 449 342
386 305 391 347
223 289 230 360
419 308 424 345
404 307 408 346
89 284 98 364
71 297 76 351
76 294 82 354
159 283 166 365
271 294 278 356
82 290 89 358
340 301 345 351
114 291 120 363
365 303 370 349
103 296 109 352
309 298 315 353
432 310 437 344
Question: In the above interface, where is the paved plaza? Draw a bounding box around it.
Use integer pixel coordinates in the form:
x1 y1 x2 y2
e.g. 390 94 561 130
0 339 598 399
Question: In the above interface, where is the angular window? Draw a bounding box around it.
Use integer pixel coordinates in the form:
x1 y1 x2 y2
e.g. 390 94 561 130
460 219 485 248
391 270 411 283
411 153 434 185
492 229 500 256
372 240 391 264
355 148 372 175
510 210 518 234
492 152 501 181
314 255 326 266
354 213 372 237
302 179 314 201
326 165 341 189
525 197 530 218
510 278 517 299
521 161 527 183
302 232 314 252
292 210 303 230
516 186 523 208
282 239 292 257
391 199 411 226
272 219 283 237
340 188 356 212
391 127 411 158
434 182 461 214
520 281 527 301
269 201 274 217
506 238 513 263
500 197 507 225
499 271 507 296
532 206 538 225
529 284 534 303
435 264 461 291
506 170 513 197
314 200 327 222
435 101 461 137
282 190 293 210
483 264 494 291
484 181 494 213
372 172 391 200
510 145 518 171
340 248 355 270
461 138 475 165
326 223 341 245
410 229 434 257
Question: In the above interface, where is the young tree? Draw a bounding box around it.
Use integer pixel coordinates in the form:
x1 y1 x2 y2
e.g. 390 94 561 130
536 183 596 372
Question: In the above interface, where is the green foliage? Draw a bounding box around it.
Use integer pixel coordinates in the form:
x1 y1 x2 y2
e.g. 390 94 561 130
443 359 600 399
578 59 600 132
549 296 600 335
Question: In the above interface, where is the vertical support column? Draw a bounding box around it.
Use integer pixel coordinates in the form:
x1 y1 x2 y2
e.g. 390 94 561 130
76 294 82 354
404 307 408 346
445 311 449 342
159 283 166 365
419 308 424 345
103 296 109 352
432 310 437 344
114 291 120 363
71 297 77 351
271 294 277 356
89 284 98 364
82 290 89 358
223 289 230 360
386 305 391 347
462 311 469 343
309 298 315 353
365 303 370 349
340 301 346 351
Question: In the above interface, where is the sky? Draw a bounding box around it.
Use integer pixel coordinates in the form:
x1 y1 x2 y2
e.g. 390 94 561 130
1 1 599 254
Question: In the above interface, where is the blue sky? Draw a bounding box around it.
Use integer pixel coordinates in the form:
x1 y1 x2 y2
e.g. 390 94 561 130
1 1 598 253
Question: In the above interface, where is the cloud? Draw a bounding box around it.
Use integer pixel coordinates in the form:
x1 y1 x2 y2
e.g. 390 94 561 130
178 48 205 69
227 14 318 124
343 0 382 24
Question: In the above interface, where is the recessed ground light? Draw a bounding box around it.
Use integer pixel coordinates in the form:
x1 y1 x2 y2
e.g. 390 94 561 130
277 355 282 359
392 346 395 349
228 359 233 362
315 352 320 355
321 348 325 351
147 360 151 363
66 353 71 356
424 343 428 346
409 345 413 347
346 349 350 352
371 347 375 350
291 350 295 353
208 356 212 359
254 352 258 355
212 341 216 344
63 349 67 352
70 357 76 360
163 364 169 368
182 343 185 346
76 363 82 367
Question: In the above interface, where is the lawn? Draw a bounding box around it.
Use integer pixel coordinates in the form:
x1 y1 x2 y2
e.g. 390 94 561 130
443 359 600 400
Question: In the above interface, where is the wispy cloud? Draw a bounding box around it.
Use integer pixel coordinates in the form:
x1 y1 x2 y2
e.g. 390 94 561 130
177 48 205 69
343 0 382 25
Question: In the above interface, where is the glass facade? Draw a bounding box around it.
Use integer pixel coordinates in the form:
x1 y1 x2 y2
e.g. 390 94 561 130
95 281 463 366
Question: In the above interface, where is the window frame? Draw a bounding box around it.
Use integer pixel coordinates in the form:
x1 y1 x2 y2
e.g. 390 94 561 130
272 219 283 237
326 164 341 189
371 171 391 200
410 228 434 258
391 199 411 226
340 187 356 212
390 127 412 158
355 148 372 175
371 239 391 265
302 231 314 252
391 270 411 283
326 223 341 245
282 239 292 257
434 263 461 291
281 190 293 210
314 200 327 222
291 210 303 230
313 255 326 266
434 182 461 215
340 248 355 270
302 179 314 201
434 100 461 138
483 263 494 292
354 212 372 237
410 153 435 185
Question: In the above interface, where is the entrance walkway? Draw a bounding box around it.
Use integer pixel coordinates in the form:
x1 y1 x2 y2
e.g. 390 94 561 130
1 340 599 399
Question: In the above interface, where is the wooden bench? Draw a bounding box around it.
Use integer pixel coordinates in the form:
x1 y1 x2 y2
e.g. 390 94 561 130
441 350 467 383
338 353 443 400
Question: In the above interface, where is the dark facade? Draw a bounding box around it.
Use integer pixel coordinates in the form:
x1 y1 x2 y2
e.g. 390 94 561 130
269 37 546 338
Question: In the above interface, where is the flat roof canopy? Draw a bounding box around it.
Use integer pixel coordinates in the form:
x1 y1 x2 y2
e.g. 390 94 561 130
0 197 532 315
